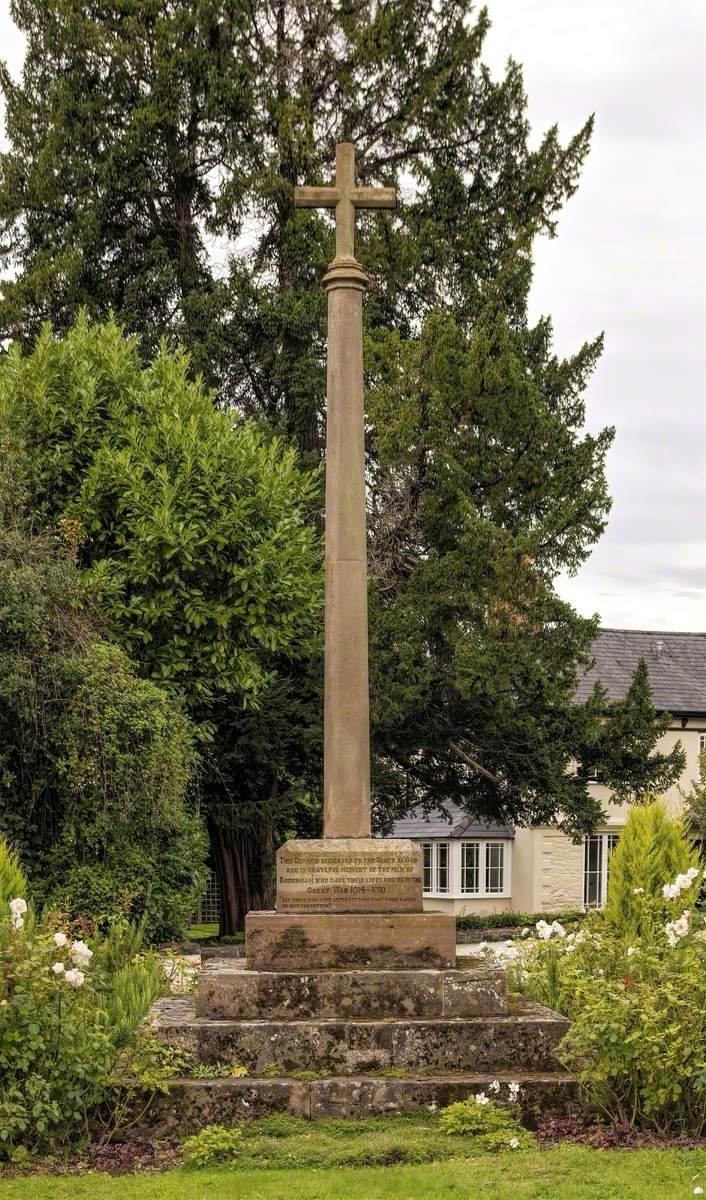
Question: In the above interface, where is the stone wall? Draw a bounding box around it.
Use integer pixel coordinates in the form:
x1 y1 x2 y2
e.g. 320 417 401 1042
539 829 583 911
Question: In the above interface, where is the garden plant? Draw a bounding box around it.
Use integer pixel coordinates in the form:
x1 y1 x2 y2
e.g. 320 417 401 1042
0 844 173 1161
508 801 706 1135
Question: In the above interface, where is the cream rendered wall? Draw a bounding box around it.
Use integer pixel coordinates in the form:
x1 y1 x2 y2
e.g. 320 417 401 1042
511 827 542 912
526 721 705 914
421 896 514 916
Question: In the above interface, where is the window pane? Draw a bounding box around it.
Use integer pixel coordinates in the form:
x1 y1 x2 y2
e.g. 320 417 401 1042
584 836 603 908
461 842 479 894
436 842 449 893
421 843 433 894
605 833 620 900
485 841 505 894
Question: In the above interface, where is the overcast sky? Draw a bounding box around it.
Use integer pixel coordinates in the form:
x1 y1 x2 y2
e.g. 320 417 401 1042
1 0 704 633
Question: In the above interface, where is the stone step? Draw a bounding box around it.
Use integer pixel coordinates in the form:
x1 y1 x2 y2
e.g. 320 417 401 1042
198 960 507 1020
140 1071 580 1136
152 997 568 1076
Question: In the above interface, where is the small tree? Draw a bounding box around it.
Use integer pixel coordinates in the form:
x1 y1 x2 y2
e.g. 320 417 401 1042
604 800 701 940
575 658 686 806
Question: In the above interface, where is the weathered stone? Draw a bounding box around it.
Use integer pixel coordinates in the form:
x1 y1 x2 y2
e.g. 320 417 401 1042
151 998 567 1076
198 961 507 1021
245 910 456 970
143 1078 310 1136
276 838 422 913
390 1005 569 1074
308 1073 581 1125
137 1073 582 1136
293 144 396 839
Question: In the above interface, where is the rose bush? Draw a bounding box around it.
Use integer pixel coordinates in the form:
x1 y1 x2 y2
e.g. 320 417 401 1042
0 886 164 1159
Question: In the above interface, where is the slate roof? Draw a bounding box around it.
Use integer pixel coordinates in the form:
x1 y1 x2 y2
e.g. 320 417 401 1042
575 629 706 715
388 802 514 841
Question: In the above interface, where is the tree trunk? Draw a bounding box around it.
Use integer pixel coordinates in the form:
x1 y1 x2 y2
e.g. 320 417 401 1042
208 818 275 935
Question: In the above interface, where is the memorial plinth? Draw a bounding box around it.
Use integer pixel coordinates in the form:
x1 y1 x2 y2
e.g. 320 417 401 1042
245 836 455 969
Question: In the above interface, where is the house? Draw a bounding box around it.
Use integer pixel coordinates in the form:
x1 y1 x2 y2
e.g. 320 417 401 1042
387 629 706 916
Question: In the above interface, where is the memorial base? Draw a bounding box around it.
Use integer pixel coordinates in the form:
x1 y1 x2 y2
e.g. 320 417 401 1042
245 910 456 970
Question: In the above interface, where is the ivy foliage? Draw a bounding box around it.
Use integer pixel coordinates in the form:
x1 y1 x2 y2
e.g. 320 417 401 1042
0 428 207 940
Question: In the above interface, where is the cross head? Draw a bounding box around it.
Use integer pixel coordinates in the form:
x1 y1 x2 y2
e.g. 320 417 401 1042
294 142 396 260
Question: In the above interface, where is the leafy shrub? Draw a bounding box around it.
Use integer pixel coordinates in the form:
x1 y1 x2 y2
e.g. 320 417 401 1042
181 1124 243 1168
510 811 706 1135
439 1093 533 1152
0 840 26 907
0 898 166 1158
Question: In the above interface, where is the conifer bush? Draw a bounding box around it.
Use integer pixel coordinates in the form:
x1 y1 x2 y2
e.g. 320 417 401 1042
603 799 701 941
0 840 26 907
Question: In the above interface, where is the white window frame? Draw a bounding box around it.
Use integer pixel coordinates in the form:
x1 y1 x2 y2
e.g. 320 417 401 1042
583 831 620 909
421 839 512 900
420 841 451 896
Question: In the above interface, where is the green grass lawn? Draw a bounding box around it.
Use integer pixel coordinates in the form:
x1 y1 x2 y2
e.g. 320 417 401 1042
2 1148 705 1200
183 923 218 941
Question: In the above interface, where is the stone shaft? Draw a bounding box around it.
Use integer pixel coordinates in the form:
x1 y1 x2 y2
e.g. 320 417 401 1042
322 258 371 837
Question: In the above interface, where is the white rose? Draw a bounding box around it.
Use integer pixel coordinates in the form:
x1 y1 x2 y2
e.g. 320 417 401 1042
52 962 65 975
69 940 93 968
64 969 85 987
54 932 68 948
9 898 27 916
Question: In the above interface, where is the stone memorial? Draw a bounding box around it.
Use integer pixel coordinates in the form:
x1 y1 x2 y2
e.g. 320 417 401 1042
147 143 576 1133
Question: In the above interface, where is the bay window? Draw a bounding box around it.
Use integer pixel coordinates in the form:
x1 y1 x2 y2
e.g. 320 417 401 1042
420 839 511 898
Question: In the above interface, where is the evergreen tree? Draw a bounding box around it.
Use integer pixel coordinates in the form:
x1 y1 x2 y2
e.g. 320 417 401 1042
0 3 679 877
574 658 685 806
0 0 593 447
680 747 706 847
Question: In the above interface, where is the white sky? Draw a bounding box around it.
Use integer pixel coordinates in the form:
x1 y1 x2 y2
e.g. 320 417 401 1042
1 0 704 633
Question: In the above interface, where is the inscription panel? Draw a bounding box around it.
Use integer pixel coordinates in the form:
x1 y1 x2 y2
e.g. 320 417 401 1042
276 839 423 913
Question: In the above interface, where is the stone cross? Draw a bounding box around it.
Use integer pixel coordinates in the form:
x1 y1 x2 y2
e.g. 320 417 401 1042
295 143 396 839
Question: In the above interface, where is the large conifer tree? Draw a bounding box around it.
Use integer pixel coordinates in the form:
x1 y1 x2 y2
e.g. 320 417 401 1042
0 1 683 923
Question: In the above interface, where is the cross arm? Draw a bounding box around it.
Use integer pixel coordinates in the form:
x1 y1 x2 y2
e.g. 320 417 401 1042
294 186 339 208
351 187 396 210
